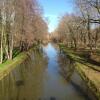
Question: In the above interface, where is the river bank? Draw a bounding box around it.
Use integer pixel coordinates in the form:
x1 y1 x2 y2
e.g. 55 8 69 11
59 44 100 100
0 46 38 80
0 43 96 100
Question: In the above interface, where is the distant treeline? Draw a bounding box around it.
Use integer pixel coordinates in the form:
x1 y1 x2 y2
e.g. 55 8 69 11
0 0 48 63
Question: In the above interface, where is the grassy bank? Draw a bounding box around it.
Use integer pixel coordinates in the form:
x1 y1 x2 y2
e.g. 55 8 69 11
59 44 100 100
0 51 28 80
59 43 100 72
0 47 36 80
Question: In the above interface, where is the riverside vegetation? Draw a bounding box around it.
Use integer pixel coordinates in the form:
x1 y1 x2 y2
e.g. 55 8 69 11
0 0 48 64
50 0 100 99
0 0 100 100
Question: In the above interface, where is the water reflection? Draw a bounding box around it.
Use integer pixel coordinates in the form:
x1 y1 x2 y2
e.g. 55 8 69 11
0 43 95 100
0 50 48 100
58 52 75 81
58 50 96 100
42 43 89 100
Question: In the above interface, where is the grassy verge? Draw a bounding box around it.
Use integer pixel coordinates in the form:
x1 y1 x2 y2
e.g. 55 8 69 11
0 52 28 80
59 44 100 100
0 47 34 80
59 44 100 72
75 62 100 100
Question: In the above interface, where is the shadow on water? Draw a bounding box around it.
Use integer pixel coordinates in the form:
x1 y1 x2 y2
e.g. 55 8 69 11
0 49 48 100
0 43 97 100
58 50 97 100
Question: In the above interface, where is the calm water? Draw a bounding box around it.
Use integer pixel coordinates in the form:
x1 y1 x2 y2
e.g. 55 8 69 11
0 43 94 100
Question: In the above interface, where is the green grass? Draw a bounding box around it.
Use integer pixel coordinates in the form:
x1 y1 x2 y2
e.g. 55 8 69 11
0 44 40 80
59 44 100 99
59 44 100 71
0 52 27 68
0 51 28 80
13 48 21 58
75 62 100 100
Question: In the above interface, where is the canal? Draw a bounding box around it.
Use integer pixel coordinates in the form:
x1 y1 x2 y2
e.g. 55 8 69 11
0 43 95 100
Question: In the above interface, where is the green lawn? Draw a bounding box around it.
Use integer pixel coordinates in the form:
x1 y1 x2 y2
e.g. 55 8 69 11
0 45 40 80
0 51 28 80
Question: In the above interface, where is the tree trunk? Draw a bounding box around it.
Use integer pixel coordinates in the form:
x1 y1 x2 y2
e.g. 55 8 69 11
0 24 4 64
87 15 92 52
9 34 13 60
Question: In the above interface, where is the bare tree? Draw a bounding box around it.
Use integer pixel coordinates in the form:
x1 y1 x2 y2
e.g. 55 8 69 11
0 0 48 63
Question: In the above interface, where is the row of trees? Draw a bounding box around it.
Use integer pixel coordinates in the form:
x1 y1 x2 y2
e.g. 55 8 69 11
52 0 100 50
0 0 48 63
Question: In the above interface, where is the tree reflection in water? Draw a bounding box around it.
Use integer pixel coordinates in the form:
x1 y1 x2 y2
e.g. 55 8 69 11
58 51 75 82
58 51 96 100
0 44 96 100
0 49 48 100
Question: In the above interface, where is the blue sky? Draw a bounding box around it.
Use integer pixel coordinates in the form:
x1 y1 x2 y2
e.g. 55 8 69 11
38 0 74 32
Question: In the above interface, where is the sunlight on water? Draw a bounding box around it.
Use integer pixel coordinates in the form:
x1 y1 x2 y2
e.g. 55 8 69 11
0 43 92 100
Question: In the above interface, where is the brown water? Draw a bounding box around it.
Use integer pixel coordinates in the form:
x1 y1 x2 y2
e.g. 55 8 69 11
0 43 93 100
